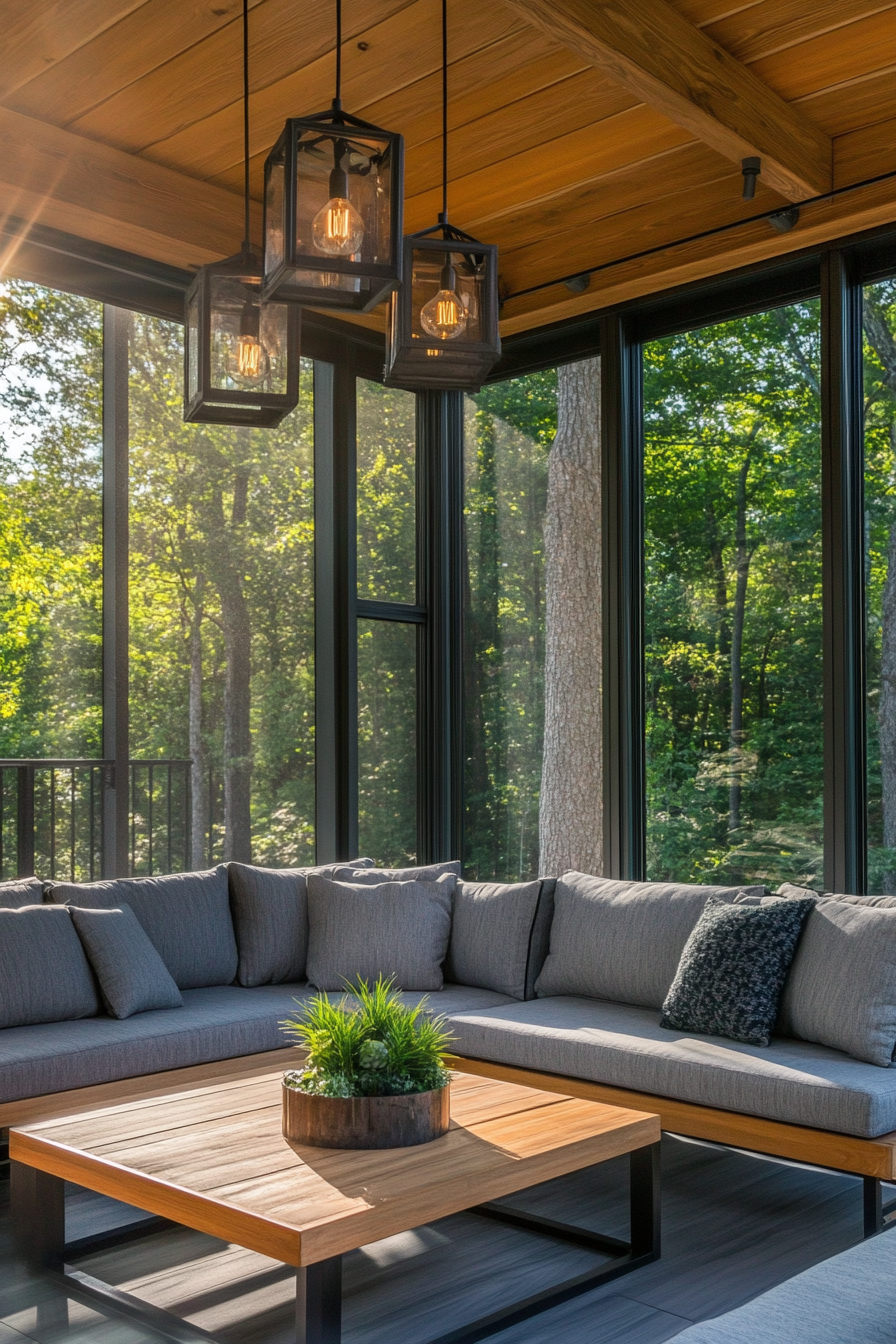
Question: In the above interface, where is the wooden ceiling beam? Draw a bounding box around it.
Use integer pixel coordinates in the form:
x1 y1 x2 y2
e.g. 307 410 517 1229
0 107 251 271
0 0 149 103
497 172 896 334
501 0 832 201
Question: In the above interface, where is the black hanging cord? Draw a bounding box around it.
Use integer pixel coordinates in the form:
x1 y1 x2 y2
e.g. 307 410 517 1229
241 0 251 251
334 0 343 110
439 0 448 225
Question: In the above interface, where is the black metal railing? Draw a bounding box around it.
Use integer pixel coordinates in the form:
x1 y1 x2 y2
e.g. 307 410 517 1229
0 759 196 883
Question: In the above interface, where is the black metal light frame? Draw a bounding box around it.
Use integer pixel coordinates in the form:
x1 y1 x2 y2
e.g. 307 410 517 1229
184 0 300 427
184 251 300 426
262 104 404 313
384 221 500 391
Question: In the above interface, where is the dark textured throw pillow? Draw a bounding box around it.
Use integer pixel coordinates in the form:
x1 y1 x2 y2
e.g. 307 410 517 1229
0 905 100 1027
660 895 814 1047
0 876 45 908
305 874 453 991
70 906 183 1019
49 866 237 990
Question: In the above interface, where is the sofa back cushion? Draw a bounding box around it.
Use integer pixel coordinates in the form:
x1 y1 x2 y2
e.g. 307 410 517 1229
49 867 236 990
445 879 544 1000
535 872 767 1009
778 899 896 1066
0 905 100 1026
0 876 45 908
70 906 184 1019
227 858 380 986
305 874 453 991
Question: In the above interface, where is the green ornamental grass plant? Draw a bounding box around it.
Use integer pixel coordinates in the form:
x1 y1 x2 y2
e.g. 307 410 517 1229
280 976 453 1099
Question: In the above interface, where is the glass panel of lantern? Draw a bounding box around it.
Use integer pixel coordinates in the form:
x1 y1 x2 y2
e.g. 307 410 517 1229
384 228 500 391
263 110 403 313
184 254 300 427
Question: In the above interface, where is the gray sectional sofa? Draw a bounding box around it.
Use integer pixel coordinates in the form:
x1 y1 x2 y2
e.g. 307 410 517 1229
3 861 896 1201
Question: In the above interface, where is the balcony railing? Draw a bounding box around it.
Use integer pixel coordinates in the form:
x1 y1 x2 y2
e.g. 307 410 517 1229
0 759 203 883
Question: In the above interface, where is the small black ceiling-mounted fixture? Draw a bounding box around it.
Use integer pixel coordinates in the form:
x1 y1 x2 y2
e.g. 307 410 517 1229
741 157 761 201
768 206 800 234
261 0 404 312
565 273 591 294
184 0 299 426
384 0 500 391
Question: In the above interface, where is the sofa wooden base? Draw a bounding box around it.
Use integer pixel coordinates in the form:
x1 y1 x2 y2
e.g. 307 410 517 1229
448 1054 896 1183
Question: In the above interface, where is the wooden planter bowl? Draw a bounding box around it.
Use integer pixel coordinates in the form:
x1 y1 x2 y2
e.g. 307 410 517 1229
282 1080 450 1149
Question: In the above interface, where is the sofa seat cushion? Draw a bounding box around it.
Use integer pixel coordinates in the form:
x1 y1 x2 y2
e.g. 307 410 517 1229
0 982 512 1104
445 996 896 1139
670 1230 896 1344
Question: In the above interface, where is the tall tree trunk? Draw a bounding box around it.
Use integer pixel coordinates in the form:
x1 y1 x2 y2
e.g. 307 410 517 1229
729 449 753 832
209 469 253 863
879 519 896 890
539 358 602 875
189 576 206 870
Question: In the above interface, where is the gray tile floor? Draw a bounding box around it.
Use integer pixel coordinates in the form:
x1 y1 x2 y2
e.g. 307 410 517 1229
0 1135 876 1344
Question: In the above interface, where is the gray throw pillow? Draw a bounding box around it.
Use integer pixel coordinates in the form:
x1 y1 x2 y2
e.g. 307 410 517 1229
0 905 99 1027
49 866 237 990
227 859 379 986
535 873 768 1009
832 893 896 909
0 876 45 908
660 896 814 1047
776 882 824 899
778 899 896 1065
305 874 453 991
69 906 183 1019
445 879 543 999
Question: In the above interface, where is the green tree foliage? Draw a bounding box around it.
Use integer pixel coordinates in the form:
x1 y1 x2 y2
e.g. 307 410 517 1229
0 282 102 760
643 302 824 886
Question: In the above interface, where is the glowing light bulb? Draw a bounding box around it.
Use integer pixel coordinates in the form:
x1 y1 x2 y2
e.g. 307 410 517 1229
225 300 270 386
420 261 467 341
312 149 365 256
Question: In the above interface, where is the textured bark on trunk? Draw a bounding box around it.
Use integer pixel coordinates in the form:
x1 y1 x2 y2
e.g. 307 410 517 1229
189 576 206 870
879 520 896 889
539 358 602 875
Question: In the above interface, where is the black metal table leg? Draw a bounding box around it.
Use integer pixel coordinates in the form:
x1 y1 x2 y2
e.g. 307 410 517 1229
630 1141 662 1258
296 1256 342 1344
10 1160 65 1270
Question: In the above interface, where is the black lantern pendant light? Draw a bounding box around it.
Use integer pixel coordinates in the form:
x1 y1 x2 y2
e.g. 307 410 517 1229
262 0 404 312
384 0 500 391
184 0 299 427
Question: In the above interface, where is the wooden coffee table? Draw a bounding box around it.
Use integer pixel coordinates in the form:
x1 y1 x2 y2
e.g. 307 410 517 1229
10 1067 661 1344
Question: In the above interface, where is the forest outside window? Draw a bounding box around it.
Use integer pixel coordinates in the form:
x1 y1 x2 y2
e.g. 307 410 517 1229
463 358 601 883
863 275 896 894
643 302 823 888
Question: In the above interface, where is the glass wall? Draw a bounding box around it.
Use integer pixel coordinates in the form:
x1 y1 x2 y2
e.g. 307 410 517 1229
643 302 823 888
356 379 418 863
863 276 896 893
0 281 103 879
128 316 315 872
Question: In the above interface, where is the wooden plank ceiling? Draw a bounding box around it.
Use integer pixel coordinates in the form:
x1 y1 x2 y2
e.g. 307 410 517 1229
0 0 894 335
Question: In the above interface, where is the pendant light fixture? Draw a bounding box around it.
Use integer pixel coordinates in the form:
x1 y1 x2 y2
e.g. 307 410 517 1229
384 0 500 391
262 0 404 312
184 0 299 427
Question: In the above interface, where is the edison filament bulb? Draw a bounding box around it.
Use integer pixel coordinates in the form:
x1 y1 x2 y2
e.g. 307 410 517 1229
420 261 467 340
312 143 365 257
226 298 270 385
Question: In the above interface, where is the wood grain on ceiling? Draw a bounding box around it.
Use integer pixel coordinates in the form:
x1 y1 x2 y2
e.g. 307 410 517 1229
0 0 894 334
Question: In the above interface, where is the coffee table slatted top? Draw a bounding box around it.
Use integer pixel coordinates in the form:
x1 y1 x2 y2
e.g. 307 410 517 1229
10 1070 660 1266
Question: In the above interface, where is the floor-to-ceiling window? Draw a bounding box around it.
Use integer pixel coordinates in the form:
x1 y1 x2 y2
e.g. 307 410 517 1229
463 359 602 882
642 302 824 888
128 315 315 872
356 378 418 864
0 280 103 879
863 275 896 894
